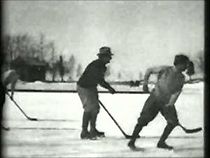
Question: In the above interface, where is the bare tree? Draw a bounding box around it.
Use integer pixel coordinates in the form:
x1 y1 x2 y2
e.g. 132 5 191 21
48 42 56 81
2 33 65 82
117 72 122 80
58 55 65 82
105 66 111 77
196 50 204 74
14 34 32 58
3 34 32 67
186 61 195 81
76 64 82 80
2 35 13 67
139 72 143 81
68 55 76 81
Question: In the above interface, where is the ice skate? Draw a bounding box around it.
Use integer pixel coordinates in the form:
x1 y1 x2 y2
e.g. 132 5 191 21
1 125 10 131
95 129 105 137
80 130 90 139
128 141 144 151
128 140 137 150
89 130 98 140
157 141 173 150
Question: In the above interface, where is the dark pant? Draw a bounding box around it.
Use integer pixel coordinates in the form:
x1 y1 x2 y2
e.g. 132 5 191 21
130 93 179 143
82 111 98 132
77 85 100 113
138 94 178 127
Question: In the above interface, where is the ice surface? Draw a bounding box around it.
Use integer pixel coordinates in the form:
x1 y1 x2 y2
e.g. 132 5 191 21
2 82 204 157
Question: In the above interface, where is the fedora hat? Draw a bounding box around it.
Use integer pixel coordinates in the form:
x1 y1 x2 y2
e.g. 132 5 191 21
97 46 114 56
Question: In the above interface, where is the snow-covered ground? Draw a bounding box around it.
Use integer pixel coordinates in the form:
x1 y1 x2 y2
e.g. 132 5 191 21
2 82 204 157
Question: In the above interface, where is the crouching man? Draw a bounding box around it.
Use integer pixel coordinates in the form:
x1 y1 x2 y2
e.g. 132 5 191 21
77 46 116 140
128 54 193 150
1 69 19 130
2 69 19 99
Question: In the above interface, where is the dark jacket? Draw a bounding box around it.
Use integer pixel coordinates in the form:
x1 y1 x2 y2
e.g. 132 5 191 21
77 59 112 89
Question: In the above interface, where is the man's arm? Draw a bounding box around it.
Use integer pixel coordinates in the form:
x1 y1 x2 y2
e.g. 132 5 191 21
143 65 169 92
166 74 185 107
10 79 18 99
99 80 116 94
166 90 182 107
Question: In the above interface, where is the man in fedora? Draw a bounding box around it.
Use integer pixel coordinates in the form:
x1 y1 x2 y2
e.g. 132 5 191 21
77 46 116 139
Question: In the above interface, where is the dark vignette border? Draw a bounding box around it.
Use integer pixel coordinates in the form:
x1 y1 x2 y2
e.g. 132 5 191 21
0 1 208 158
0 1 4 158
205 1 209 158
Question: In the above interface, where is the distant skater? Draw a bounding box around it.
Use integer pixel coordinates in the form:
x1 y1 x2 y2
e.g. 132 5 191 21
1 69 19 130
77 46 116 140
128 54 193 150
2 69 19 99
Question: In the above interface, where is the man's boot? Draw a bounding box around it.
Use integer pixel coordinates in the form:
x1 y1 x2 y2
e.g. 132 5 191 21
80 112 91 139
95 129 105 137
157 123 175 150
1 124 10 131
89 112 105 139
89 112 97 140
128 124 143 150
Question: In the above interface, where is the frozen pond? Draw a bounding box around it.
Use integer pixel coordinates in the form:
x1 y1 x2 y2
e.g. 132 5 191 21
2 82 204 157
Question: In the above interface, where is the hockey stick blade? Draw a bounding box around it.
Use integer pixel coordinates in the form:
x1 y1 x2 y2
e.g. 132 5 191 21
183 127 202 133
179 123 202 133
28 117 38 121
125 134 140 139
6 92 38 121
125 135 133 139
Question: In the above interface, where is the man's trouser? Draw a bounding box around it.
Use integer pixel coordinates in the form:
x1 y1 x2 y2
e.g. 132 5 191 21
81 111 98 132
77 85 100 113
77 85 100 133
130 93 179 144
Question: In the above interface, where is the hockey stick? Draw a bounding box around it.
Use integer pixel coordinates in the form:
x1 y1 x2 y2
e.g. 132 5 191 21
6 92 38 121
98 100 134 139
178 123 202 134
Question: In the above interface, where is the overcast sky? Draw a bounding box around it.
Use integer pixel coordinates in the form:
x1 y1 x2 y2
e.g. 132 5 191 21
3 1 204 80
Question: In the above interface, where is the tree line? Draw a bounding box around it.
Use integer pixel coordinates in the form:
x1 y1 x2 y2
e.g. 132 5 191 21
2 33 204 83
2 33 83 82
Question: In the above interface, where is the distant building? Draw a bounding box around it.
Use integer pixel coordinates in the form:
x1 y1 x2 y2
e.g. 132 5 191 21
11 56 48 82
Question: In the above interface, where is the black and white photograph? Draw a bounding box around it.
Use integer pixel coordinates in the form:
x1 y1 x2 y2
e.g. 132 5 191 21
1 1 204 157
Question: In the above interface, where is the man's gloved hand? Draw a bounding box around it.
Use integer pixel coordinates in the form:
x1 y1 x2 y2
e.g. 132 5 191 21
109 87 116 94
10 95 13 100
143 84 149 92
186 61 195 76
165 103 174 108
